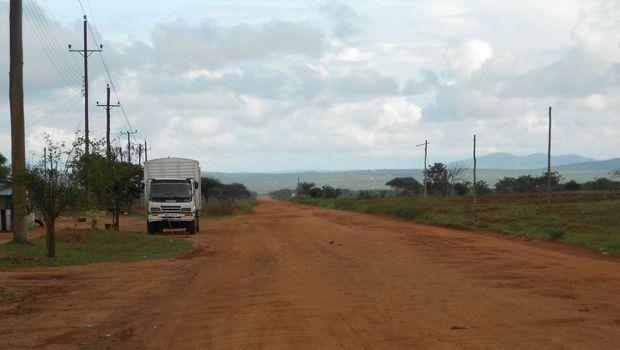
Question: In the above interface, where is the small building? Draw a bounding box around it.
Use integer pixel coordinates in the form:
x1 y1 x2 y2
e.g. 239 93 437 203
0 183 12 232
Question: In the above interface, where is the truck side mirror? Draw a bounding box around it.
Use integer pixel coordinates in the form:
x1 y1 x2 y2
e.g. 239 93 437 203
194 182 199 189
140 183 145 192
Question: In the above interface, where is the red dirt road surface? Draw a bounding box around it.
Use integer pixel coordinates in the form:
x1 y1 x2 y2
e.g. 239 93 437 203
1 201 619 349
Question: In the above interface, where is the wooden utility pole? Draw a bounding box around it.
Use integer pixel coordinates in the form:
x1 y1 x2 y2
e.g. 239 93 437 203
144 140 149 163
473 134 477 208
69 15 102 157
96 84 119 159
138 143 142 165
9 0 28 243
416 140 429 197
120 130 138 163
546 106 552 205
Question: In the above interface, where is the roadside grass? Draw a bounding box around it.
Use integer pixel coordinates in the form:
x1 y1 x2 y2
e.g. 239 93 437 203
298 191 620 255
202 200 258 218
0 230 191 269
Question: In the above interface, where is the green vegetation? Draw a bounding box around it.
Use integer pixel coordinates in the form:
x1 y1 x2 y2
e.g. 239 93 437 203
0 152 9 181
202 177 254 202
0 230 190 268
298 191 620 254
202 200 257 218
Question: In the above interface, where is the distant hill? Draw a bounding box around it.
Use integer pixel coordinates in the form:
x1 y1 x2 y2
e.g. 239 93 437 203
454 152 595 169
549 158 620 171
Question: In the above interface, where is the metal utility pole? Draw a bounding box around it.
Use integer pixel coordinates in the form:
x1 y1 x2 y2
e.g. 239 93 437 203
416 140 429 197
9 0 28 243
69 15 102 157
96 84 119 159
120 130 138 163
473 134 477 208
546 106 552 205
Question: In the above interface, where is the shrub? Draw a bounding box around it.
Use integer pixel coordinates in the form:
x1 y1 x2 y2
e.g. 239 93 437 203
547 230 566 241
563 180 581 191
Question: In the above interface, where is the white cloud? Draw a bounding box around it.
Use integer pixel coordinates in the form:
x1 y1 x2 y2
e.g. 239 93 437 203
445 39 493 77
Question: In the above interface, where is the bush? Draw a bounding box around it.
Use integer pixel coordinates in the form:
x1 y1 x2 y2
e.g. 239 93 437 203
474 181 492 195
563 180 581 191
453 182 469 196
308 187 323 198
357 190 375 199
547 230 566 241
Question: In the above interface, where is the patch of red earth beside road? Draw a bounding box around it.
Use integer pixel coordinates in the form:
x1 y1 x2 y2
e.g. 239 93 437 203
1 201 619 349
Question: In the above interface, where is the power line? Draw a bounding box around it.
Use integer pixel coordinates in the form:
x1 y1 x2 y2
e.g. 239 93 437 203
28 1 82 79
26 93 82 127
40 0 83 73
23 3 80 88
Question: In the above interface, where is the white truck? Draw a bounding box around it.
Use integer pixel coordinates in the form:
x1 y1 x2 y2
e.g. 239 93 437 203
144 158 201 235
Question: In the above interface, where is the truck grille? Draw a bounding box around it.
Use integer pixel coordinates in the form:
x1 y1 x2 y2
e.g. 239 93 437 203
161 205 182 212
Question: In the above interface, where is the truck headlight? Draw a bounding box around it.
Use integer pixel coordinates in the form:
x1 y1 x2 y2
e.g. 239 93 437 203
150 207 161 213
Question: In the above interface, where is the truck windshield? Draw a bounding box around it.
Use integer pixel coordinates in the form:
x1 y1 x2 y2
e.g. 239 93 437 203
150 180 193 201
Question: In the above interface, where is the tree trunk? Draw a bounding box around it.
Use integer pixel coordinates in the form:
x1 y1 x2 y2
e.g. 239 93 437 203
45 218 55 258
113 207 120 231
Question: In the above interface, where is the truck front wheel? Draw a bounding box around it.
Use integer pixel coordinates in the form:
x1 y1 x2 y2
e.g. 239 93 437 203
147 222 155 235
187 220 197 235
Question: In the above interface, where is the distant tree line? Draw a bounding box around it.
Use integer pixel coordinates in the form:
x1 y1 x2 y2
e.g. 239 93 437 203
201 177 255 202
275 162 620 200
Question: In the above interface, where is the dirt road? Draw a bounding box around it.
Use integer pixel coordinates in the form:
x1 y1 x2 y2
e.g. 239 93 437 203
1 201 619 349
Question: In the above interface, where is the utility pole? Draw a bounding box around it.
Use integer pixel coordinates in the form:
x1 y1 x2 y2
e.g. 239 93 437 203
416 140 429 197
144 140 149 162
69 15 102 157
120 130 137 163
96 84 119 159
546 106 552 205
10 0 28 243
138 143 142 165
473 134 477 209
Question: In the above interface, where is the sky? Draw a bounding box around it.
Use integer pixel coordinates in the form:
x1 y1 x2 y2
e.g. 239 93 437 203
0 0 619 172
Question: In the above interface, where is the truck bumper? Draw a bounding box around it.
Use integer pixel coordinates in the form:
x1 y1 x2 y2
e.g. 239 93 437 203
148 214 195 223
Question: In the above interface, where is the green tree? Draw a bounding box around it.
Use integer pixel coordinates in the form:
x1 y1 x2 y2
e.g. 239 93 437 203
321 185 341 198
25 138 80 258
453 182 470 196
298 182 315 198
90 157 143 230
386 177 423 196
0 153 9 181
563 180 581 191
69 137 143 230
308 187 323 198
201 177 223 203
425 162 448 195
201 177 252 202
474 181 492 195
